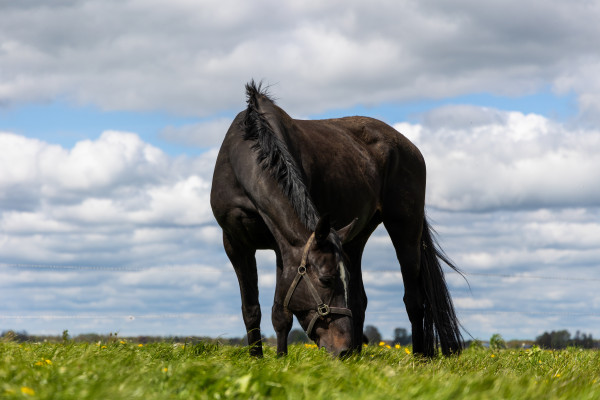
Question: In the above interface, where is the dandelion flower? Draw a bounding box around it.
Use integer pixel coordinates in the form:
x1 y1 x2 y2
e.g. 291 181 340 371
45 359 52 365
404 348 411 355
163 367 168 373
395 344 401 349
34 361 44 366
379 341 385 347
21 387 35 396
385 345 391 349
138 344 144 347
120 341 126 344
491 354 496 358
101 345 107 349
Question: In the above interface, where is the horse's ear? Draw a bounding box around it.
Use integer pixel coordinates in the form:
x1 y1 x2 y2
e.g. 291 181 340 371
315 214 331 245
337 218 358 243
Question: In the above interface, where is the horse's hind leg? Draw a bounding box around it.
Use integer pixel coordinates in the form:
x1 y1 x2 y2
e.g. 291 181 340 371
223 232 263 357
383 215 427 356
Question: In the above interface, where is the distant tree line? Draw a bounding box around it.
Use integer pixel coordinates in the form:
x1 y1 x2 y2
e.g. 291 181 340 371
535 330 598 349
359 325 412 345
0 330 247 346
4 327 598 349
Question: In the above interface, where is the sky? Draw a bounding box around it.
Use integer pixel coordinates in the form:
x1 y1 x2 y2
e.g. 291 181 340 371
1 0 600 342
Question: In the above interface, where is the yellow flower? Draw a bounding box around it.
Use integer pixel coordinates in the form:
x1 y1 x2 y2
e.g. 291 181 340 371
363 343 368 347
379 341 385 347
395 344 401 349
21 387 35 396
385 345 391 349
45 359 52 365
34 361 44 366
138 344 144 347
404 348 411 355
491 354 496 358
120 340 126 344
101 345 107 349
163 367 168 373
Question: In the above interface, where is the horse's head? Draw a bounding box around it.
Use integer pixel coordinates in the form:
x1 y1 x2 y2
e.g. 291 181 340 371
283 215 356 357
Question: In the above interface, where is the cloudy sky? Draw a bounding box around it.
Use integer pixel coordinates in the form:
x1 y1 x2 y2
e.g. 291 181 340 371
1 0 599 342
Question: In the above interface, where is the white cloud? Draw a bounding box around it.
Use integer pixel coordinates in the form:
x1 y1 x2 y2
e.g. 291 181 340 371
160 118 232 148
0 131 171 209
554 59 600 124
0 131 216 267
1 1 600 118
394 107 600 211
454 297 494 310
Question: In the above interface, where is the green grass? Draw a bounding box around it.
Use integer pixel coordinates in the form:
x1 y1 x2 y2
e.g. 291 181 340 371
1 340 599 399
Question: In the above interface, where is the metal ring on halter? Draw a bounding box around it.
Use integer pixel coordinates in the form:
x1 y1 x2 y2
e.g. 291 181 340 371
317 303 330 317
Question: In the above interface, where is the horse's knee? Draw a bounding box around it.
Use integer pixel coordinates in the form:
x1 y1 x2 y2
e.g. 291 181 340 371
271 303 292 332
242 304 261 327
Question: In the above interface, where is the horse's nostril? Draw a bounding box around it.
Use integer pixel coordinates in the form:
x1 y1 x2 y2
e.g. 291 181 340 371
338 349 352 359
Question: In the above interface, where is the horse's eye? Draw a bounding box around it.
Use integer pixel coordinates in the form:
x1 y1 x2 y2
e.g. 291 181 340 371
319 275 336 287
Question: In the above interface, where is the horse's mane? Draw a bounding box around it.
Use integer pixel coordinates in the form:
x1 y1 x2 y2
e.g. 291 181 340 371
242 80 320 231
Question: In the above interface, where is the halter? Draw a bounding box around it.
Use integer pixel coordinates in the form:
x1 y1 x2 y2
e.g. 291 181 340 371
283 232 353 337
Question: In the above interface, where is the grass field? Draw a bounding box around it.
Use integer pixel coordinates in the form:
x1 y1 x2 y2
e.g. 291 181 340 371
1 340 599 399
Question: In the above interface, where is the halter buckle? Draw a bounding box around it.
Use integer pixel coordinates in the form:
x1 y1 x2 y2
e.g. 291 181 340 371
317 303 330 317
298 265 307 275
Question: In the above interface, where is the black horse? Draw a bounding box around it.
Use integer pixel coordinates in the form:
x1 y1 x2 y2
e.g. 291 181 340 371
211 81 462 357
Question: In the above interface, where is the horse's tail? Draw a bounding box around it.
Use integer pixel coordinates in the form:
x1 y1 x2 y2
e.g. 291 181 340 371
420 217 463 356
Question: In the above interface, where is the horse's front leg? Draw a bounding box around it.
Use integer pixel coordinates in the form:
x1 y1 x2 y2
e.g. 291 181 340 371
223 233 263 357
272 301 293 356
272 250 293 355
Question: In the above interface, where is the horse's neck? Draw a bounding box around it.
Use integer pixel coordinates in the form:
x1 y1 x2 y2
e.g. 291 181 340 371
241 92 317 255
258 195 311 251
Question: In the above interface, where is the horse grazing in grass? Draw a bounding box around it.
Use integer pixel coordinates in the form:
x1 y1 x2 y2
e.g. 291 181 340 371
210 81 462 357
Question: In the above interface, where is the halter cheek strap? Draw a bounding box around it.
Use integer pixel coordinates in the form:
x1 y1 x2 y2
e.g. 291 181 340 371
283 232 353 337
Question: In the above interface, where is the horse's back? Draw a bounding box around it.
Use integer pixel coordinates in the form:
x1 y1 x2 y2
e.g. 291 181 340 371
290 116 426 230
298 116 418 151
294 116 424 178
